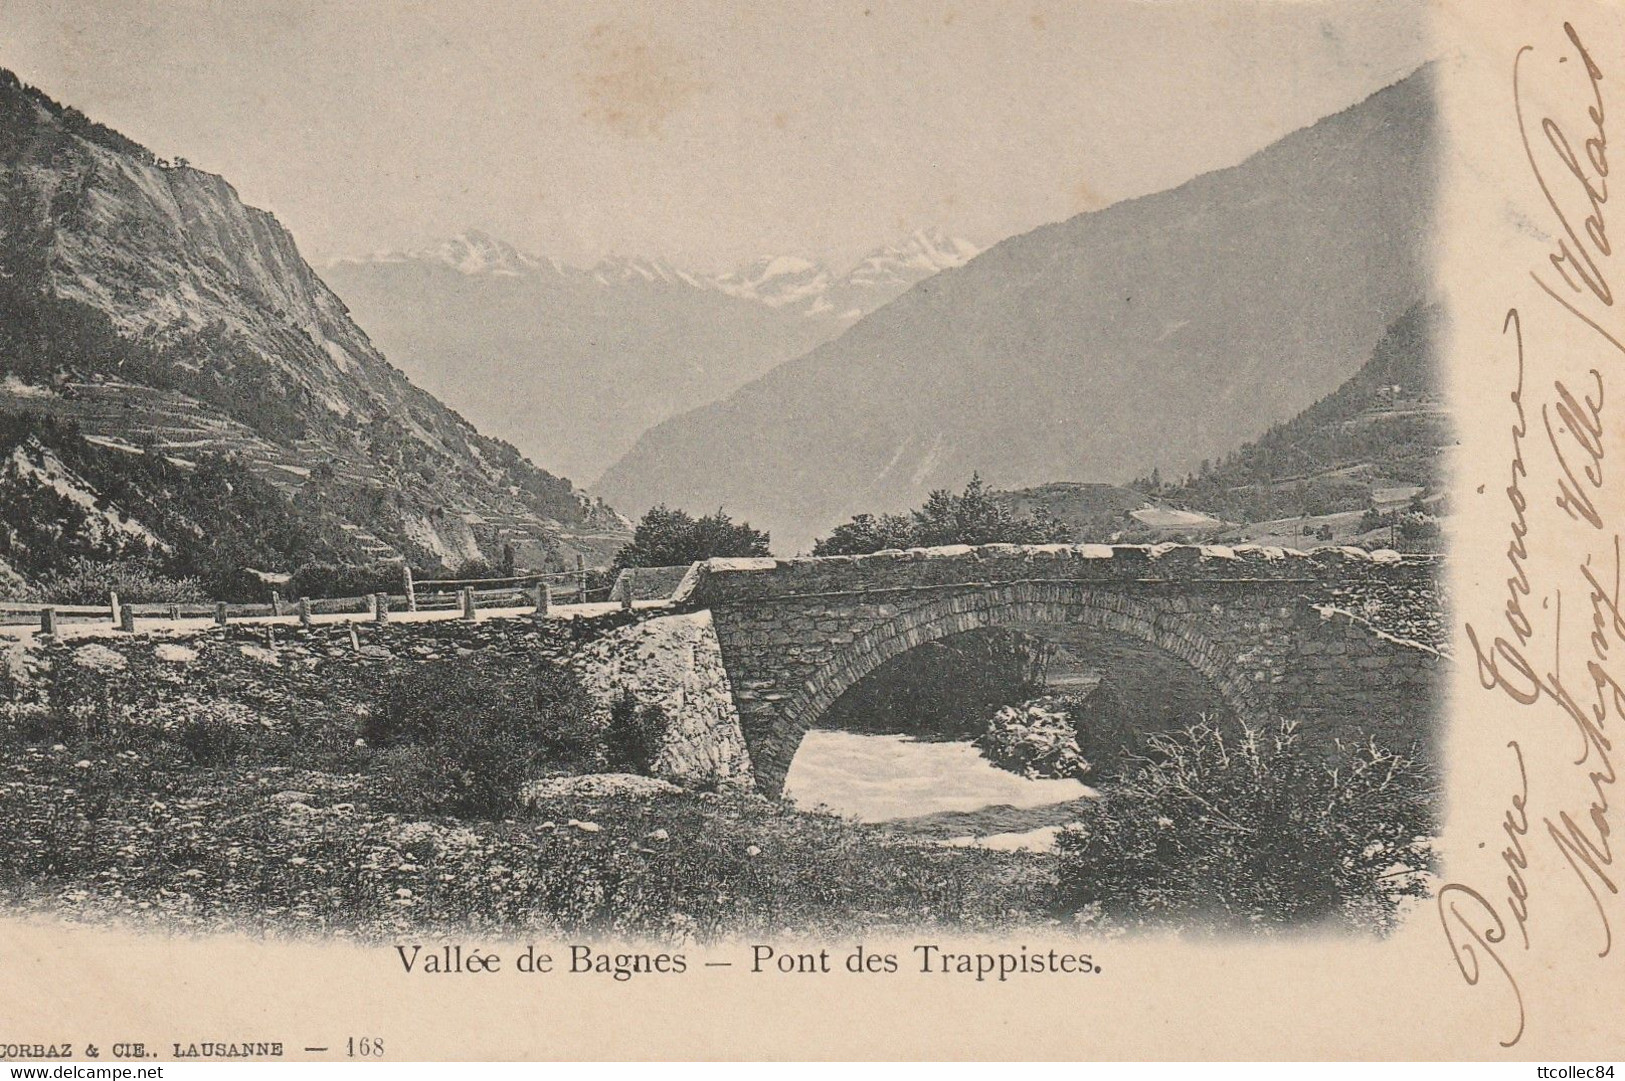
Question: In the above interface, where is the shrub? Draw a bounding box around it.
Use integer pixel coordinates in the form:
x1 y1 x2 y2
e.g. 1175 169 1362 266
611 505 771 570
814 474 1071 556
172 714 242 767
363 653 602 817
1399 512 1441 544
1358 507 1389 534
24 557 206 605
286 561 402 601
1064 684 1155 780
975 698 1091 779
1055 720 1436 933
604 693 667 774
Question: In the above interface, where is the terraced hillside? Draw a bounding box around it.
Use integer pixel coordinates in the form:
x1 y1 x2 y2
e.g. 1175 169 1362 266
0 68 628 593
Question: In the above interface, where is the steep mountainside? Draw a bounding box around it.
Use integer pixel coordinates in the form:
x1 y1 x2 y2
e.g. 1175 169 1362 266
322 229 978 483
1138 301 1449 530
597 67 1436 553
0 69 627 585
998 303 1450 548
0 411 362 599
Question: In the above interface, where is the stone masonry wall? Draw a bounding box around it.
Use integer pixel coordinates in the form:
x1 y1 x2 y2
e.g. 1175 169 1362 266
573 611 753 789
0 544 1447 799
0 609 650 758
677 544 1445 794
0 607 761 790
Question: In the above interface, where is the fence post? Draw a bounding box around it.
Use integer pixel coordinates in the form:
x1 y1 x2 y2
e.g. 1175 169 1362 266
39 607 57 638
270 590 283 617
108 591 120 626
621 568 635 610
576 554 586 602
534 582 550 617
461 586 477 621
118 605 136 633
214 601 229 626
298 597 312 627
402 563 418 612
373 592 389 623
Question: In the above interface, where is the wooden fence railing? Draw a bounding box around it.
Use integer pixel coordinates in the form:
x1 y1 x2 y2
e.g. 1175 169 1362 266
399 557 606 612
0 572 624 633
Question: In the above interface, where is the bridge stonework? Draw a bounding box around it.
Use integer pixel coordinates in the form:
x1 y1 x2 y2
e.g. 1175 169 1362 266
672 544 1447 796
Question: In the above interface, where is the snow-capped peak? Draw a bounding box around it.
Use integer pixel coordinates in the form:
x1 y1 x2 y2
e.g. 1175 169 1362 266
844 227 980 289
710 255 832 308
328 225 982 321
421 230 549 276
588 255 704 288
760 255 818 280
330 229 555 277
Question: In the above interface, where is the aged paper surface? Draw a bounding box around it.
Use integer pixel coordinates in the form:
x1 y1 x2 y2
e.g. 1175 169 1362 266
0 0 1621 1061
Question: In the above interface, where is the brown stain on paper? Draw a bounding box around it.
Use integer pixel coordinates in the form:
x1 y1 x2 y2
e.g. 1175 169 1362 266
577 22 709 138
1072 174 1107 214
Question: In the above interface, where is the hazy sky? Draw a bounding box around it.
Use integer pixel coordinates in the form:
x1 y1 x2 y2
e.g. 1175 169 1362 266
4 0 1430 270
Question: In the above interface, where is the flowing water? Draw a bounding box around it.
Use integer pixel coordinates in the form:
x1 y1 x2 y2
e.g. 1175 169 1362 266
782 729 1099 852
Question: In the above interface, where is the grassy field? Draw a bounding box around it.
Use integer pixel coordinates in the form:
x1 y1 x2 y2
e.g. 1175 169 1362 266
0 640 1434 940
0 738 1061 941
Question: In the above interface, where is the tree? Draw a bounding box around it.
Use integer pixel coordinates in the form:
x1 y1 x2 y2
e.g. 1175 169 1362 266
611 505 771 570
812 474 1072 556
813 512 920 557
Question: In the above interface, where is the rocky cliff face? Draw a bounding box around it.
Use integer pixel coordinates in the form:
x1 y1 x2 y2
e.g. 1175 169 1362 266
0 69 627 573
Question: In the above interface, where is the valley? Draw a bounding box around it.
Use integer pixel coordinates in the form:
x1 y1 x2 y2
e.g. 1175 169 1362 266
322 229 980 484
0 42 1446 946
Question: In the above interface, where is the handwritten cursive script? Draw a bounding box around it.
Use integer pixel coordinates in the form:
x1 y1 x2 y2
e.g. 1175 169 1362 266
1444 20 1621 1048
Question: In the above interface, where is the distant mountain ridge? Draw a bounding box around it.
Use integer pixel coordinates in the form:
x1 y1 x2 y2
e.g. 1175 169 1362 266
330 226 980 319
596 66 1437 553
322 227 979 482
0 67 627 589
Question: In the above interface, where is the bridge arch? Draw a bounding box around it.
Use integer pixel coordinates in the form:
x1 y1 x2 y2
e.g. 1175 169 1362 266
753 584 1263 796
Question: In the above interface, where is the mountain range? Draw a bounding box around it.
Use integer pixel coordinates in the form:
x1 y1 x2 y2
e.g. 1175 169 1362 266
0 67 626 594
0 56 1441 595
596 65 1437 553
321 228 979 483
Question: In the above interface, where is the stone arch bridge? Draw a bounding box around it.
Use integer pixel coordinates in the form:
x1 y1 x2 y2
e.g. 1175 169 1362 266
668 543 1447 796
